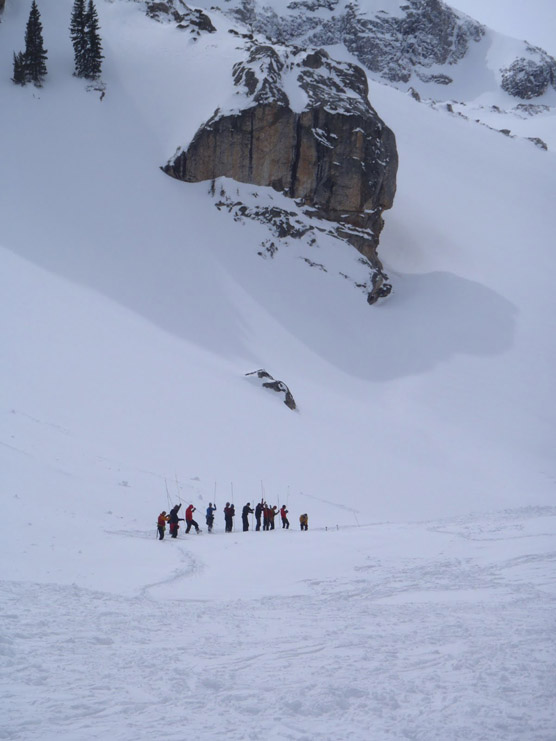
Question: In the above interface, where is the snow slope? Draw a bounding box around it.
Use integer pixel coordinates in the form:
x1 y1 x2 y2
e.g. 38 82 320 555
450 0 556 58
1 1 555 739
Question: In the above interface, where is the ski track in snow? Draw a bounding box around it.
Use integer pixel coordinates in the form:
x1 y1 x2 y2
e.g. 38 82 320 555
1 510 555 741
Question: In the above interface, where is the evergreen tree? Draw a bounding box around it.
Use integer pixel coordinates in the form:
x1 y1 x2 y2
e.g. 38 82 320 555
83 0 103 80
24 0 47 86
12 51 27 85
70 0 87 77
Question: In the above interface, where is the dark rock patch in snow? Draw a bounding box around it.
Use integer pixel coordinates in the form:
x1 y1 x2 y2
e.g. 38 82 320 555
146 0 216 35
527 137 548 151
245 369 297 410
500 50 556 100
213 182 392 304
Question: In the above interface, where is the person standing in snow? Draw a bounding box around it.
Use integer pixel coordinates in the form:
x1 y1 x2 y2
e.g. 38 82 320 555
224 502 234 532
157 511 168 540
263 503 270 531
299 513 308 531
268 505 277 530
280 505 289 529
185 504 201 534
242 502 254 531
206 502 217 533
255 501 264 531
168 504 184 538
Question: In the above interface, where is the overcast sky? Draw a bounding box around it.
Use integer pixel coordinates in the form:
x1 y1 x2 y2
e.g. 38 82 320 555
450 0 556 56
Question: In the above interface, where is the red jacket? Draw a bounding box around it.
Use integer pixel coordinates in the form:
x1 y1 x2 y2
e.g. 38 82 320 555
186 505 195 521
280 507 288 519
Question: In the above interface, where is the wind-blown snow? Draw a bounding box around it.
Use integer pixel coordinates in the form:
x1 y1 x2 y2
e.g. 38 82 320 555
1 1 555 739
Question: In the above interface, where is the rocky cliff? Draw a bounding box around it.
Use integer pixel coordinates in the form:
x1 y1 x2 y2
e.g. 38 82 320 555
163 45 398 273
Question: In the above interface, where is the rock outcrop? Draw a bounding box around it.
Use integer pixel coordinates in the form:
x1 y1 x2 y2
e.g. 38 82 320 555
163 45 398 270
245 370 297 410
146 0 215 34
501 49 556 99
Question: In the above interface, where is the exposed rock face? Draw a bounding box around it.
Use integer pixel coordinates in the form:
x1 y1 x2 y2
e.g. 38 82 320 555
501 51 556 99
163 45 398 265
314 0 484 84
221 0 484 85
146 0 215 34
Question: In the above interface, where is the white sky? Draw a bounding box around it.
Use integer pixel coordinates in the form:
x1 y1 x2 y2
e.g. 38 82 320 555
450 0 556 56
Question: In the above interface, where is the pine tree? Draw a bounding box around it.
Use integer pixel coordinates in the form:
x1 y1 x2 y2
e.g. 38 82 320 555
24 0 47 86
12 51 27 85
83 0 103 80
70 0 87 77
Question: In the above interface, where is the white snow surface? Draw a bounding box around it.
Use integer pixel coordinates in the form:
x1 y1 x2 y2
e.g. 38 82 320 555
450 0 556 58
1 1 555 739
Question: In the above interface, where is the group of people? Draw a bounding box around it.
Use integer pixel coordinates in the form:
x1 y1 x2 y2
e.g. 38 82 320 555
157 503 201 539
157 501 309 539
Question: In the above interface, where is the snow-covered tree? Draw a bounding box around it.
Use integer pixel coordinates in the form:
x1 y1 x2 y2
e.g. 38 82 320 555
71 0 103 80
24 0 48 86
84 0 103 79
12 51 27 85
70 0 87 77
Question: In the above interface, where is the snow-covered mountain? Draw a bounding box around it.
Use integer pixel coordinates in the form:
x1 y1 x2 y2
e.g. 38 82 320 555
180 0 556 145
1 1 555 739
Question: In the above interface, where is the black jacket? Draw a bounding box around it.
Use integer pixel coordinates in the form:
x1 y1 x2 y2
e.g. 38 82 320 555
168 505 183 524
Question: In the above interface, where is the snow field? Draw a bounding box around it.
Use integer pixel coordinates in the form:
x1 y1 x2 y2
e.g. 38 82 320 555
2 509 555 741
1 0 556 738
